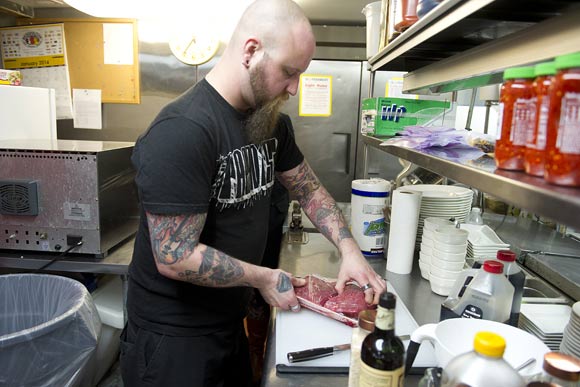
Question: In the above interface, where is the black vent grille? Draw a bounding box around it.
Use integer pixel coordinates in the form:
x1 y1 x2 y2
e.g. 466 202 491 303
0 180 39 216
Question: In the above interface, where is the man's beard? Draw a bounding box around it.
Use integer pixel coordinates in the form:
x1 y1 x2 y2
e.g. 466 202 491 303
244 61 288 144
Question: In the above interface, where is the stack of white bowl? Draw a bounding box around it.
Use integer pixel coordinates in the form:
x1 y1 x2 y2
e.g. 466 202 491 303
418 217 454 280
429 225 469 296
460 224 510 259
560 301 580 358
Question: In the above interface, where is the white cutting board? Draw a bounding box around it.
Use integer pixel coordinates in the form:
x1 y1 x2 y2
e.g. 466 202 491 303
276 282 437 368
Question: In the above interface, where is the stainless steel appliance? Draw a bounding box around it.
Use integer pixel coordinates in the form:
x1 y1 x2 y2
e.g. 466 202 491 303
0 139 139 257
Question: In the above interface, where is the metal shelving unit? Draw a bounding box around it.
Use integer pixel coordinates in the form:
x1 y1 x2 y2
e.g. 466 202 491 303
363 135 580 230
368 0 580 94
363 0 580 230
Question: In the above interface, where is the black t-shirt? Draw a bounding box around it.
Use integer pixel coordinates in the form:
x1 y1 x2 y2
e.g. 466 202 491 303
128 79 304 335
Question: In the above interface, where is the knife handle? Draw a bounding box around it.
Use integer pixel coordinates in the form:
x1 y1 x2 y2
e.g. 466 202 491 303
287 347 334 363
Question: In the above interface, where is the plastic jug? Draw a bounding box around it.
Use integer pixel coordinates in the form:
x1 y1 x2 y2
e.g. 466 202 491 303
441 331 526 387
497 250 525 327
440 260 514 323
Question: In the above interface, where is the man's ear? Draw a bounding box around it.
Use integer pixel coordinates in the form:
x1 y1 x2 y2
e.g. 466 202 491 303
242 38 260 67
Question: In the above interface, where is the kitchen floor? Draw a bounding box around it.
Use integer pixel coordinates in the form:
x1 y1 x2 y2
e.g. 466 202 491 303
97 358 123 387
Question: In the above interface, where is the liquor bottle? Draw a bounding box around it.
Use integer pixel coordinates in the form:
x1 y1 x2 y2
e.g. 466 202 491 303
359 292 405 387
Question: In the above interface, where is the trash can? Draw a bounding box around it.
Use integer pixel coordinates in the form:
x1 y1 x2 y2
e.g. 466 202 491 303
0 274 101 387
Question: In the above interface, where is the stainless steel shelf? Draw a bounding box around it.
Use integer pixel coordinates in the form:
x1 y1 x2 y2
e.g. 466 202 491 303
362 135 580 230
368 0 580 94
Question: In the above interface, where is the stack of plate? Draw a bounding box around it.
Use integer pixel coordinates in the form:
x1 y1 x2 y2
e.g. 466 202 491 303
460 224 510 260
519 304 571 351
560 301 580 357
400 185 473 247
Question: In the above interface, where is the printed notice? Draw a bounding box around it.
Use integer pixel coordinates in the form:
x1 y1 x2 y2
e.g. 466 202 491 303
103 23 134 65
299 74 332 117
385 77 418 99
73 89 102 129
0 24 74 119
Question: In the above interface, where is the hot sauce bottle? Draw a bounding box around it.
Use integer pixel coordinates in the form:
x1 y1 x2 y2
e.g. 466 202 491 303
525 62 556 176
544 52 580 186
495 66 536 170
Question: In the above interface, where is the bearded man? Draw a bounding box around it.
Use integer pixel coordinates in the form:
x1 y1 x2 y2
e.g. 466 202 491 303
121 1 386 386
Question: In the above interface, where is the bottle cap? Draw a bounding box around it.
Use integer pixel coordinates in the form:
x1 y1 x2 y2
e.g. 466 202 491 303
358 309 377 331
534 61 556 77
379 291 396 309
483 260 504 274
473 331 506 358
503 66 535 80
555 52 580 70
543 352 580 382
496 250 516 262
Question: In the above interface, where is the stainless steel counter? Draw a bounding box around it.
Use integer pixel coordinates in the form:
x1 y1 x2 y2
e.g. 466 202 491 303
262 232 446 387
0 236 134 275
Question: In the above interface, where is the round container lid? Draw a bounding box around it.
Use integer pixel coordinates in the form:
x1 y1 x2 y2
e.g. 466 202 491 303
535 61 556 77
555 52 580 70
473 331 506 358
352 178 391 192
358 309 377 331
483 260 504 274
503 66 535 80
496 250 516 262
543 352 580 382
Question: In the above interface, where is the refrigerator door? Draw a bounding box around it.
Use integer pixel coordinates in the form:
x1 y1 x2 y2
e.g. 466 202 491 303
282 60 362 202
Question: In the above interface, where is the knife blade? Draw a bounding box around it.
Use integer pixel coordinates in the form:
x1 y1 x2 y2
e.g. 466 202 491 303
287 335 411 363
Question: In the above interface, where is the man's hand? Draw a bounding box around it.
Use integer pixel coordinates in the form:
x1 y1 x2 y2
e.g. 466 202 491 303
336 243 386 305
257 269 306 312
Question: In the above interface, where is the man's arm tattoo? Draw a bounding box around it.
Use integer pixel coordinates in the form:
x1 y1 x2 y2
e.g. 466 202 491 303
177 246 247 287
276 273 292 293
148 213 205 265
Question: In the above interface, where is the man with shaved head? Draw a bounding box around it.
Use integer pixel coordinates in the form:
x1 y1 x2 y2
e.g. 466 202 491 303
121 1 386 386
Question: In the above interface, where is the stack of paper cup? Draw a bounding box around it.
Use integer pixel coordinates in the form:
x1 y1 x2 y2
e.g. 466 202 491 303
429 225 469 296
419 217 454 280
386 189 422 274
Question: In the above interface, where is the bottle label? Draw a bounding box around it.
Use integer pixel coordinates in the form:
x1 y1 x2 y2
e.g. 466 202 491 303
359 362 404 387
535 97 550 150
375 307 395 331
525 96 538 147
461 305 483 319
496 103 504 140
555 92 580 155
510 98 533 146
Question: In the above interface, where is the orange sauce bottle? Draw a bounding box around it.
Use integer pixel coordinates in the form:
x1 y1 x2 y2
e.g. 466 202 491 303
495 66 536 170
524 62 556 176
544 52 580 186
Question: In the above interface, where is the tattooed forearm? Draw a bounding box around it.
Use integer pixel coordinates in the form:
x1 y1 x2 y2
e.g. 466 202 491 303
305 196 353 243
287 162 321 202
147 212 206 265
276 273 292 293
177 245 246 286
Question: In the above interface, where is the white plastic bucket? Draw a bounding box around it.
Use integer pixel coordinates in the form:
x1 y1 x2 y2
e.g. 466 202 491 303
362 1 382 59
350 178 391 256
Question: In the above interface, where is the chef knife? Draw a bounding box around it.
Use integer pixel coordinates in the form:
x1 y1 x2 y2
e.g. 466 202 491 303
287 343 350 363
287 335 411 363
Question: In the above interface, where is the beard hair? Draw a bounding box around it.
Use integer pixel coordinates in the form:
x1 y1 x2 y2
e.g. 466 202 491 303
244 59 289 144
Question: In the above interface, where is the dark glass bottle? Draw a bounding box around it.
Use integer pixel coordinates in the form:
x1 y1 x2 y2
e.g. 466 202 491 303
359 292 405 387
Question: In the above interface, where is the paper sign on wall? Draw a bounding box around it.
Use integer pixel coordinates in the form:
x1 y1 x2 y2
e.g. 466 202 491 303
0 24 74 119
385 77 418 99
299 74 332 117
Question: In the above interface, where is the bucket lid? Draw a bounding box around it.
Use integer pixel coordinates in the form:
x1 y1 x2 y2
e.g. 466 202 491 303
352 178 391 192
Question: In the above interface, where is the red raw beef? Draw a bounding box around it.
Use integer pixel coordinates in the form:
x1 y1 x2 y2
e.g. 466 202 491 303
323 284 375 317
294 275 338 306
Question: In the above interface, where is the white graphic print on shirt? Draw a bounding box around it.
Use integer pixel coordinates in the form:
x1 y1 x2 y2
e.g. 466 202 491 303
212 138 277 210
